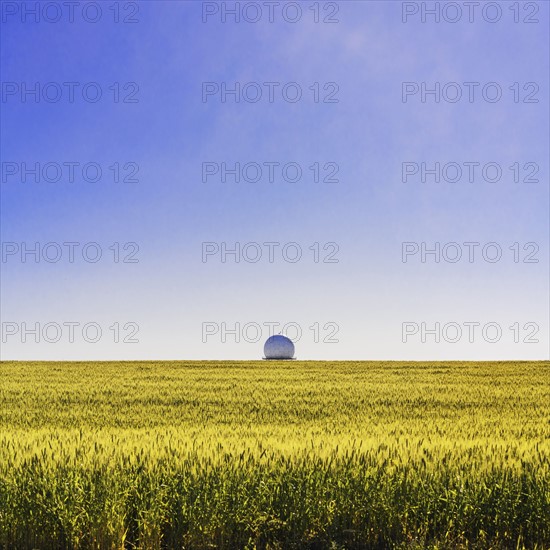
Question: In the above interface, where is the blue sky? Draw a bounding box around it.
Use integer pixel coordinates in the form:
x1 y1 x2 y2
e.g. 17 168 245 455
1 0 548 360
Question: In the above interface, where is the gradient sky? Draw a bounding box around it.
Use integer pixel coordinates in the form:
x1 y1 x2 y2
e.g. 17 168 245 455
1 0 548 360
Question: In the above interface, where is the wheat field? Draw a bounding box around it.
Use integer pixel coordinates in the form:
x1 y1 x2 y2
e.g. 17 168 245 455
1 361 549 549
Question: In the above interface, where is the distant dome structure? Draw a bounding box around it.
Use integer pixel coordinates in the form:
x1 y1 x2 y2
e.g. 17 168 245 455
263 335 295 360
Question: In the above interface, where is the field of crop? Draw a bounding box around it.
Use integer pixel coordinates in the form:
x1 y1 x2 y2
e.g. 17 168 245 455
1 361 549 549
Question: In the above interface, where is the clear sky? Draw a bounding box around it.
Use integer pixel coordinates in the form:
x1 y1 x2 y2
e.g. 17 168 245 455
1 0 548 360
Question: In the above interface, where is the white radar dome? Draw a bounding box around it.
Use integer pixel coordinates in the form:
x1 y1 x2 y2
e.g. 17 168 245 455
263 335 295 360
